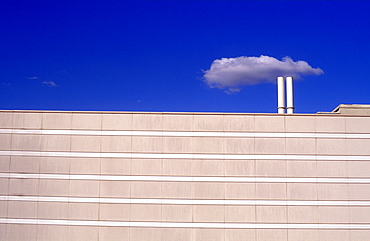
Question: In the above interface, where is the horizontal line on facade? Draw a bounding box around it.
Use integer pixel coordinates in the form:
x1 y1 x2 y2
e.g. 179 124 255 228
1 172 370 184
1 218 370 229
2 195 370 206
1 150 370 161
1 128 369 139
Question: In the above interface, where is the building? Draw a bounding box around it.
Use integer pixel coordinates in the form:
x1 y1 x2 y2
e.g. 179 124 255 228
0 105 370 240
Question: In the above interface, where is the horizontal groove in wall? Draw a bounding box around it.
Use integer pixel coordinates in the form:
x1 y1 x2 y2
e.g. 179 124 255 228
1 128 369 139
1 172 370 183
1 195 370 206
1 218 370 229
1 150 370 161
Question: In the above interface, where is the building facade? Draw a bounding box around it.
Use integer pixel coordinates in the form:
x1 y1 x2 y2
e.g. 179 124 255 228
1 107 370 240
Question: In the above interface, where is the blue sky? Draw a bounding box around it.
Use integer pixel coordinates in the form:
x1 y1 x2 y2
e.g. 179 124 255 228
1 0 369 113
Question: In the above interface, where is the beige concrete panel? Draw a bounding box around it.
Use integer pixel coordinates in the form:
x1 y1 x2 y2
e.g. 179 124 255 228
0 112 13 128
131 204 161 221
36 225 68 241
319 206 349 223
225 159 255 176
224 137 254 154
287 160 317 177
255 138 285 154
256 159 286 177
130 228 162 241
162 114 194 131
193 228 225 241
69 202 99 220
288 230 318 241
0 156 10 172
38 180 67 199
316 116 346 133
162 182 192 198
161 228 192 241
132 136 162 153
285 138 316 155
42 112 72 130
39 156 70 174
99 227 130 241
0 201 7 218
100 180 130 198
225 229 256 241
11 134 42 151
348 184 370 200
68 226 99 241
162 137 193 153
225 183 255 199
194 205 224 222
254 115 285 132
100 158 131 175
41 134 70 151
162 204 192 222
288 206 318 223
346 139 370 155
102 113 132 130
257 229 287 241
39 179 69 197
69 180 99 197
7 201 38 218
37 202 69 219
132 158 162 175
70 135 101 152
71 113 102 130
225 206 255 222
350 207 370 223
318 230 349 241
192 159 224 176
316 138 346 155
131 181 161 198
285 116 315 132
193 182 225 199
345 117 370 133
256 206 287 223
287 183 318 200
194 114 224 131
13 112 42 129
224 115 255 131
0 134 11 150
256 183 286 200
0 224 6 241
10 156 39 173
8 178 39 196
162 159 192 176
318 184 348 200
101 136 131 152
348 161 370 177
350 230 370 241
132 114 163 130
0 179 8 195
317 161 347 177
99 203 130 221
6 224 37 241
69 157 100 174
192 137 224 154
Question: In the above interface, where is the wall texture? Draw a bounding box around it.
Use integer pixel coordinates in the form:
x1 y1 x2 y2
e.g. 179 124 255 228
1 110 370 241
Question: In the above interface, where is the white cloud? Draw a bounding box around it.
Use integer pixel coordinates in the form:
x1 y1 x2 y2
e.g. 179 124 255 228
203 55 324 92
42 81 58 87
27 77 39 80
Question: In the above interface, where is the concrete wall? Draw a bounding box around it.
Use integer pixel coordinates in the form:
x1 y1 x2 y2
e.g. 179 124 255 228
1 110 370 241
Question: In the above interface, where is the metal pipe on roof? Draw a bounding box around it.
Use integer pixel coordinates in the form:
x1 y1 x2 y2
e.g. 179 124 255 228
286 76 294 114
277 76 285 114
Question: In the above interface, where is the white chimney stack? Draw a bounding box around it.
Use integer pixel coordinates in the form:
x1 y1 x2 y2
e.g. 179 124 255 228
277 76 285 114
286 77 294 114
277 76 294 114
